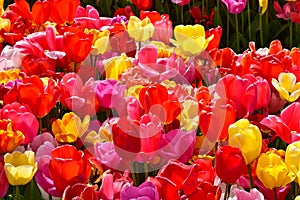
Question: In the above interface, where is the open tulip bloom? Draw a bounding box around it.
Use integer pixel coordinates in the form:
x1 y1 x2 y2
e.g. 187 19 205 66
1 0 300 200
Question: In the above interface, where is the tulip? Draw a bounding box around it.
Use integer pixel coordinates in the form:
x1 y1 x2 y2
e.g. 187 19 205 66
171 0 191 6
272 72 300 102
256 151 295 190
130 0 152 10
104 53 132 80
260 102 300 144
172 24 213 56
62 183 98 200
180 99 199 131
52 112 90 143
233 188 264 200
0 119 24 154
0 102 39 144
152 16 173 44
49 0 80 25
0 68 20 84
127 16 155 42
49 145 91 195
215 146 246 184
4 150 38 185
87 29 111 55
221 0 247 14
285 141 300 183
0 157 9 198
259 0 268 14
120 181 159 200
228 118 262 164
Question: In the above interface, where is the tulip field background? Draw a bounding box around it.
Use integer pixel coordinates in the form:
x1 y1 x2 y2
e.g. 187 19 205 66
1 0 300 200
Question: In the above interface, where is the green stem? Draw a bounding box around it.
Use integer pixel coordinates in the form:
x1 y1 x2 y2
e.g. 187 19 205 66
290 21 293 49
247 1 251 41
106 0 111 16
38 118 43 134
130 162 138 186
259 9 264 47
144 162 149 181
235 14 240 52
14 185 20 200
273 188 278 200
181 5 184 24
295 183 299 197
216 0 220 26
224 184 231 200
241 11 244 33
247 164 254 189
227 12 229 47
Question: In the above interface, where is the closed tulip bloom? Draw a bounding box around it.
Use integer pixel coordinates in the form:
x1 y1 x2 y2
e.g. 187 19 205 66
285 141 300 183
272 72 300 102
215 146 246 184
127 16 154 42
256 151 295 190
104 53 132 80
228 119 262 164
221 0 247 14
0 120 25 154
52 112 90 143
4 150 38 185
259 0 268 14
172 24 213 56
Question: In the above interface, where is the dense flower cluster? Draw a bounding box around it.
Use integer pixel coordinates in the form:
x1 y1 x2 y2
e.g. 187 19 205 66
0 0 300 200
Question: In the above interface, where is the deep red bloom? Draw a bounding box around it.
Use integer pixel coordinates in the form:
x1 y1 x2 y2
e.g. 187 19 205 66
49 145 91 196
140 11 162 24
114 6 135 19
131 0 152 10
205 26 222 52
112 117 141 160
215 146 246 184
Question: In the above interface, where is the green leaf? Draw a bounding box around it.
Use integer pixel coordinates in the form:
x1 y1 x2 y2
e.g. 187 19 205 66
23 179 42 200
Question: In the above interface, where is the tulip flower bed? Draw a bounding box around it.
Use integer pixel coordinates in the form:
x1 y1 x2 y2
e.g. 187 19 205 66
1 0 300 200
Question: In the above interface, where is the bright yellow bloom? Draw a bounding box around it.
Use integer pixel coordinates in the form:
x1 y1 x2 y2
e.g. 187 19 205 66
256 151 295 189
86 29 111 55
104 53 132 80
180 99 199 131
4 150 38 185
171 24 213 57
0 0 3 16
259 0 268 14
228 119 262 164
126 85 144 99
52 112 90 143
127 16 154 42
0 69 21 84
0 119 25 154
285 141 300 184
272 72 300 102
0 17 10 42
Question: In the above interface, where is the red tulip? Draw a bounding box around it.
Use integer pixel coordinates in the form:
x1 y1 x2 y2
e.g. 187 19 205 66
205 26 222 52
199 98 236 142
49 145 91 196
112 117 141 160
49 0 80 25
131 0 152 10
114 6 135 18
63 31 93 63
32 0 52 24
62 183 98 200
215 146 246 184
9 0 32 21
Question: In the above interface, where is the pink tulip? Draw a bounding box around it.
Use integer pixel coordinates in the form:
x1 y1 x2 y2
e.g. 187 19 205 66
233 188 264 200
152 16 173 44
0 102 39 144
221 0 247 14
171 0 191 6
95 79 119 109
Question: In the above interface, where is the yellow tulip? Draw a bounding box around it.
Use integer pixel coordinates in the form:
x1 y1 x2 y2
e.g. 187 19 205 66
52 112 90 143
285 141 300 184
228 119 262 164
85 29 111 55
0 119 25 154
180 99 199 131
84 127 112 146
259 0 268 14
256 151 295 189
171 24 213 57
0 69 21 84
0 18 10 42
126 85 144 99
104 53 132 80
4 150 38 185
272 72 300 102
127 16 154 42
